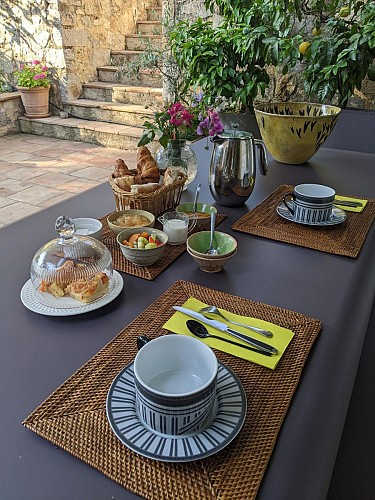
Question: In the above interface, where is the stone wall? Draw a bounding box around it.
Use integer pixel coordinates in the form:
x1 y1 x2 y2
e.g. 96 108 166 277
0 0 155 107
0 93 23 136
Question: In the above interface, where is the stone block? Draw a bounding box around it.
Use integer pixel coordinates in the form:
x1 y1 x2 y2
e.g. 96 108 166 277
62 29 89 47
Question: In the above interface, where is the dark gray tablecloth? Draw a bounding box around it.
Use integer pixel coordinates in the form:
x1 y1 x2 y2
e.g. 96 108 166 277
0 140 374 500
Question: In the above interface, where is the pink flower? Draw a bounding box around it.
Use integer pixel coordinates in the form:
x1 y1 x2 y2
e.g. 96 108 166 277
32 60 41 65
33 73 47 80
168 102 194 127
41 66 48 71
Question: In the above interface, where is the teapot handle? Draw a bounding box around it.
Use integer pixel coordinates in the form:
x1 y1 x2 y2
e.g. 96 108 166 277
254 139 268 176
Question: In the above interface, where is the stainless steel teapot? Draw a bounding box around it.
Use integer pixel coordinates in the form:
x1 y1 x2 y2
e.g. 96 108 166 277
209 131 268 207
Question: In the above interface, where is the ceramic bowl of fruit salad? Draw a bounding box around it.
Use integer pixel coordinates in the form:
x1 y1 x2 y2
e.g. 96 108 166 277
116 227 168 266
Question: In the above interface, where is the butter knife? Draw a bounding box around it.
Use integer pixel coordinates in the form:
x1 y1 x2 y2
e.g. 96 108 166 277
173 306 278 354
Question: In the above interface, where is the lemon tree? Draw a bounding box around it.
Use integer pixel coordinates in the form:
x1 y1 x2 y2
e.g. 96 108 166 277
301 1 375 106
168 0 375 110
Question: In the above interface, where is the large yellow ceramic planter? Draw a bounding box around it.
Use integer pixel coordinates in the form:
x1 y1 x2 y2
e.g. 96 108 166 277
254 102 341 164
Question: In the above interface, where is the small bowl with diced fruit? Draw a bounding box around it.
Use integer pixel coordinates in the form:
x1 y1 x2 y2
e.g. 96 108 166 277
116 227 168 266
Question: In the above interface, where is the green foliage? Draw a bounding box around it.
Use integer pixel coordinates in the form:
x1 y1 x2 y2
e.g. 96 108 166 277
0 70 12 93
14 60 50 88
301 1 375 107
168 0 375 109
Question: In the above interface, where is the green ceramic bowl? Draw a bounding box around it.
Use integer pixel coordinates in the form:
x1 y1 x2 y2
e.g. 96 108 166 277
187 231 237 259
187 247 237 273
176 202 217 228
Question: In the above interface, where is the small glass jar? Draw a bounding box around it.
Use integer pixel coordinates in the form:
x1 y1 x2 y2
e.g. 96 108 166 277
155 139 198 190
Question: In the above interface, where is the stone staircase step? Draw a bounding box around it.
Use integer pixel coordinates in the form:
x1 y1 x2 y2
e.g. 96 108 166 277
18 116 145 150
66 99 153 127
97 65 163 87
125 34 164 51
136 20 162 35
147 6 162 21
110 50 144 65
82 82 163 106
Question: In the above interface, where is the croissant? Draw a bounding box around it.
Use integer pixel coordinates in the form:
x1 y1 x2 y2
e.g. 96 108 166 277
136 146 151 172
113 159 131 178
136 146 160 184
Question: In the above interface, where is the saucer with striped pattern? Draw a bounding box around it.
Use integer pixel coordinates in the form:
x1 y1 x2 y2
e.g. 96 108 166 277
276 202 346 226
106 361 247 462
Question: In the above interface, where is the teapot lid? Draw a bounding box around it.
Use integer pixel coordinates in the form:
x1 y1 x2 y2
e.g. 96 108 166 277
212 130 254 143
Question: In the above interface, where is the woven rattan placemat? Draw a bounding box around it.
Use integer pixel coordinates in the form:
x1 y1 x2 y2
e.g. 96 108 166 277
232 184 375 258
23 280 322 500
100 214 226 280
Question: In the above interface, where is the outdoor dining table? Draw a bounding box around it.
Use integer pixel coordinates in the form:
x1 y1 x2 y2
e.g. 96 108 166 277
0 139 374 500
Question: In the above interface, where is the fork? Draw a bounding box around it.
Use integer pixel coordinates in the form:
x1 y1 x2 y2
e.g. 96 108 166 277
199 305 273 338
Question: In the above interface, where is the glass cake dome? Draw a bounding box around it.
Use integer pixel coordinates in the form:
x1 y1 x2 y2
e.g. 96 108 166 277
30 215 113 308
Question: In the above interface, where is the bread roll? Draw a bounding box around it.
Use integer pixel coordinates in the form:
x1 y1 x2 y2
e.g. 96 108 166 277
162 167 181 186
130 183 161 194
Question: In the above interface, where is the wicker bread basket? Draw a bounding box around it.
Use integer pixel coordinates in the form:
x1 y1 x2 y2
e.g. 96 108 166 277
109 170 188 216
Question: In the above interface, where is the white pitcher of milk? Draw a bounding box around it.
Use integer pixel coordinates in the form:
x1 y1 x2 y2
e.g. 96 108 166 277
158 211 197 245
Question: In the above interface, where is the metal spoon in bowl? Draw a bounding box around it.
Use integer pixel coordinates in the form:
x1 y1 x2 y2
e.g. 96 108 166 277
206 209 218 255
192 183 201 213
186 320 271 356
198 305 273 338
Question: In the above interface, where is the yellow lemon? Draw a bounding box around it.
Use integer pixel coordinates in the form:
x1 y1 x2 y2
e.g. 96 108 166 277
299 41 311 55
339 6 350 17
312 27 322 36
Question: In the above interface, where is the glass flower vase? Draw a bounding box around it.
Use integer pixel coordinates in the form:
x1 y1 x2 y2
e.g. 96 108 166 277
155 139 198 190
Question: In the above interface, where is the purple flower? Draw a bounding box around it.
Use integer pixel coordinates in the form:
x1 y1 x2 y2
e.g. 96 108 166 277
196 108 224 137
191 92 204 107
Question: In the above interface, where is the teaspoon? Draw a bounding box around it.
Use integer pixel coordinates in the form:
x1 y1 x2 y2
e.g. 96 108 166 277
186 320 272 356
199 305 273 338
192 183 201 213
206 209 218 256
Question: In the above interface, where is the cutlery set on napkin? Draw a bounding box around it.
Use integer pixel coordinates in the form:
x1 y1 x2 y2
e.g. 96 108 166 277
333 195 368 212
163 297 295 369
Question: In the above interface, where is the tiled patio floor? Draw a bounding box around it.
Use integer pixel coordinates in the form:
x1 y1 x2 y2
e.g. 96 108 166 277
0 133 137 229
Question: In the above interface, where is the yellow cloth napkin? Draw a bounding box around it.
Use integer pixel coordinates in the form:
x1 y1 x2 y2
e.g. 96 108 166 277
163 297 295 370
334 195 368 213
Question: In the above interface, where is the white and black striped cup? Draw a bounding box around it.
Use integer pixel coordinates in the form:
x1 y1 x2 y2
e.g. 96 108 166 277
282 183 335 224
134 335 218 436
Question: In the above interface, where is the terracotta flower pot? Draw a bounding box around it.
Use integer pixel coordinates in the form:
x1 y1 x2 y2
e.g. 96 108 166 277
17 86 50 118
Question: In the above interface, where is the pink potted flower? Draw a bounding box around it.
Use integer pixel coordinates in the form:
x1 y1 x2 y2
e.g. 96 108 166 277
14 60 51 118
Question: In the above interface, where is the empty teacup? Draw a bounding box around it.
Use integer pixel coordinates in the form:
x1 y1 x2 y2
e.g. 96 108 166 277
282 183 335 224
158 211 197 245
133 335 218 436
